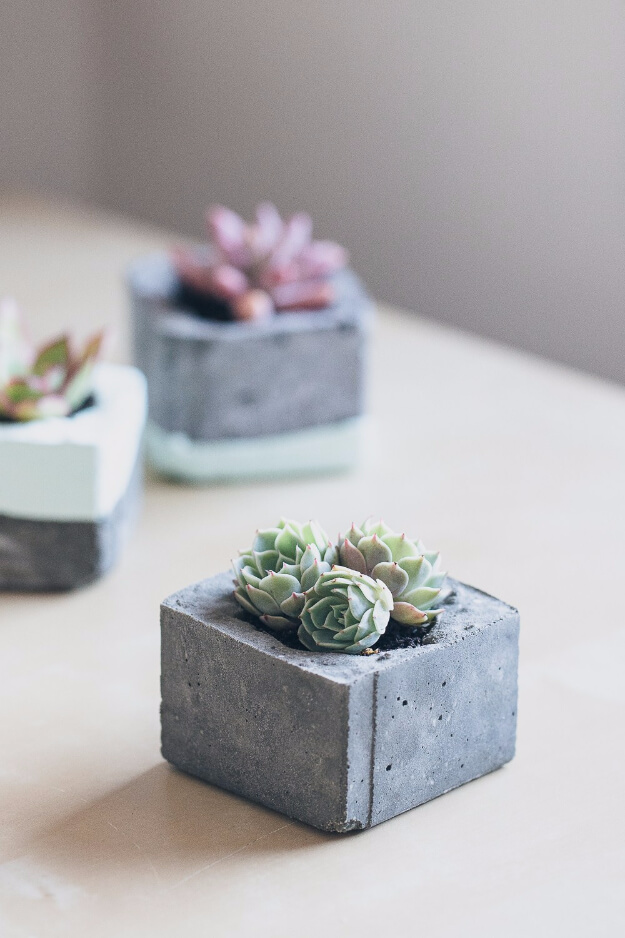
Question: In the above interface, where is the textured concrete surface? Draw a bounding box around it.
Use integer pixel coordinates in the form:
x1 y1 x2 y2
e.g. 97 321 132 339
161 571 519 832
128 254 371 442
0 453 142 591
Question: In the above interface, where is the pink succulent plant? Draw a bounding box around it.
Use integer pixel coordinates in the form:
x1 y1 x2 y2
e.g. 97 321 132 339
172 203 349 321
0 298 104 421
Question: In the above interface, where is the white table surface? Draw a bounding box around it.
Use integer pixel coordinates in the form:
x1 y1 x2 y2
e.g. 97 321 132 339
0 195 623 937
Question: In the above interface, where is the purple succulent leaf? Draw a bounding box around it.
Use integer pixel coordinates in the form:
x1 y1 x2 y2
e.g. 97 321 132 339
338 538 368 575
209 264 249 299
297 241 349 278
390 603 430 626
254 202 284 254
271 279 334 311
267 212 313 270
206 205 253 267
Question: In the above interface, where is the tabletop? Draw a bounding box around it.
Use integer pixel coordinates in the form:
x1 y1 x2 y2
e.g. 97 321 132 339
0 194 623 937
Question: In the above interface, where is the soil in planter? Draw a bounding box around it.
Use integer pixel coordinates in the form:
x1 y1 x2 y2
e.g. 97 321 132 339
174 280 234 322
0 394 96 424
233 602 457 654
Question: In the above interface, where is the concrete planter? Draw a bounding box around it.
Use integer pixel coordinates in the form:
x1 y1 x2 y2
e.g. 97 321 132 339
161 571 519 832
0 364 147 591
127 254 371 481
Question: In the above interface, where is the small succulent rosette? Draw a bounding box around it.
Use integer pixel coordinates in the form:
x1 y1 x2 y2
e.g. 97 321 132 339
0 300 147 591
233 518 447 654
172 203 350 322
128 203 372 483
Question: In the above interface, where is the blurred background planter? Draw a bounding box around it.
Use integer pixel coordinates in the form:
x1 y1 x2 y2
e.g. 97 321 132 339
0 364 146 590
128 253 372 482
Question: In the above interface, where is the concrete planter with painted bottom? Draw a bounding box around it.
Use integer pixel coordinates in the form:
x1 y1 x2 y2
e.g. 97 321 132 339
160 571 520 833
128 254 371 481
0 364 147 591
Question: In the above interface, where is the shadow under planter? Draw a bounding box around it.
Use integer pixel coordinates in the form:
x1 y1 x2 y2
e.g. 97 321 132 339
0 364 147 591
128 255 372 482
161 572 520 833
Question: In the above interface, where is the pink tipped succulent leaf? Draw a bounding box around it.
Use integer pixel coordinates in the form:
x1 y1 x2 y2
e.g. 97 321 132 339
0 301 104 422
172 203 349 320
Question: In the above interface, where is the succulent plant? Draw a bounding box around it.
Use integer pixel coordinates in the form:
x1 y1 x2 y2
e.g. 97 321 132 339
232 517 446 653
338 519 446 626
298 566 394 654
172 203 348 321
0 299 104 422
233 519 338 632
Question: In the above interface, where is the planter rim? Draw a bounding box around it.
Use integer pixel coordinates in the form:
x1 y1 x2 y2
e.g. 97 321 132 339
0 363 146 522
127 252 372 341
163 570 519 685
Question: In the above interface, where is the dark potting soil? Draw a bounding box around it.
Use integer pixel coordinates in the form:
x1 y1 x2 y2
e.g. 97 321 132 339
174 279 234 322
0 394 96 424
237 606 440 654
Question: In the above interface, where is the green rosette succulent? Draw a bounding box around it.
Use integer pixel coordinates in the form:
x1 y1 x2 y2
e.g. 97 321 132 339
338 519 446 626
233 519 338 632
298 566 394 654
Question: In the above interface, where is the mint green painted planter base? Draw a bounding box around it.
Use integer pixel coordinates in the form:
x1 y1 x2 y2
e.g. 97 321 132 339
146 418 365 483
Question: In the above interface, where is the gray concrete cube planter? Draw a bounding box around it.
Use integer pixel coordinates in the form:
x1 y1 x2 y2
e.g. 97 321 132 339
0 364 147 591
161 571 519 832
128 254 372 482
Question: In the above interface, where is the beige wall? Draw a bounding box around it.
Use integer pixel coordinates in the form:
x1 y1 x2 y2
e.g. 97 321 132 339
2 2 625 383
0 1 102 200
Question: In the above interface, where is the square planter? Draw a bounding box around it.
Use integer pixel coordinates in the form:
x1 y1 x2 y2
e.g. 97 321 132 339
0 364 147 591
161 571 519 832
127 254 372 481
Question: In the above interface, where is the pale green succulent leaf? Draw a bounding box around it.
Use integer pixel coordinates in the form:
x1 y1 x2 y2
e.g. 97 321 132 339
371 561 409 597
252 528 282 552
300 544 321 571
323 543 339 565
245 584 282 615
297 625 318 651
234 589 259 616
360 518 393 538
343 523 364 547
280 591 305 618
259 614 298 633
358 534 392 572
381 533 421 562
333 623 360 643
372 597 392 630
253 549 280 576
399 556 433 591
237 564 261 588
302 520 328 552
347 584 370 619
301 560 329 591
258 572 301 606
400 586 441 610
